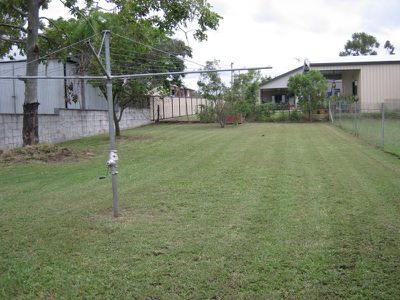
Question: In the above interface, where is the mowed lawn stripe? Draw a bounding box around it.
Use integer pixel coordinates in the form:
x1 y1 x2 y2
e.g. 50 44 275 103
0 123 399 299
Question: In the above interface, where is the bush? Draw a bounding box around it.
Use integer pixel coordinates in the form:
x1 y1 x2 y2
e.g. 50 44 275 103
271 111 289 122
199 105 216 123
289 109 302 121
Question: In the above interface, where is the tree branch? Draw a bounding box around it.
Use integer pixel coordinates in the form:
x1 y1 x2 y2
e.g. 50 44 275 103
117 106 127 122
0 36 25 44
39 16 59 29
38 33 51 43
0 23 27 33
10 4 28 17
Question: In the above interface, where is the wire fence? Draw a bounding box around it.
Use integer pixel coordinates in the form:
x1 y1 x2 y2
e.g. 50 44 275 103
329 100 400 156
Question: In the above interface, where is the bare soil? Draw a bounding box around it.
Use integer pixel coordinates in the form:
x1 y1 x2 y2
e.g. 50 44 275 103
0 144 93 164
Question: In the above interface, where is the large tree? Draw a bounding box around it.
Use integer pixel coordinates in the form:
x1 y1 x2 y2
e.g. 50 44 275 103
0 0 221 144
41 5 216 136
339 32 380 56
0 0 50 145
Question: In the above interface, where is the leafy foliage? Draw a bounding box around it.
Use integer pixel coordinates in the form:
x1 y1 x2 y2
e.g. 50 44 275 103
384 40 395 55
42 10 194 136
1 0 221 140
111 0 221 41
198 104 216 123
287 70 327 112
228 70 269 116
0 0 48 58
339 32 380 56
197 60 227 127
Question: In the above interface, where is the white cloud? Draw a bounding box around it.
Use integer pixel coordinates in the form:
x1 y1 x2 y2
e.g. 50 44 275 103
44 0 400 89
180 0 400 88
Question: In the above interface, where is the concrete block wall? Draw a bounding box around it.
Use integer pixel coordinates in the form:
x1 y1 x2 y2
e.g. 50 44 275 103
0 108 152 150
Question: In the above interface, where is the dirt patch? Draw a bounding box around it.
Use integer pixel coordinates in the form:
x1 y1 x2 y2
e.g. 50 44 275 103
0 144 94 164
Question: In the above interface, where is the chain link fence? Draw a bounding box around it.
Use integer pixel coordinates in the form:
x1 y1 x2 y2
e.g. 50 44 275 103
328 100 400 156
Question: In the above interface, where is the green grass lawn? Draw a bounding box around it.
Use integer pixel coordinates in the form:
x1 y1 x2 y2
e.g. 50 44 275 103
336 116 400 157
1 123 400 298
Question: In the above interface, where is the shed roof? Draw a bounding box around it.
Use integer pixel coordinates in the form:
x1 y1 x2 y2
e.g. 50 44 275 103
260 55 400 89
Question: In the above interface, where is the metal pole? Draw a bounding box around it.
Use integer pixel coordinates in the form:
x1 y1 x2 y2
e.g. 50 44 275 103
381 102 385 148
0 66 273 80
104 30 119 218
231 63 233 86
12 63 17 113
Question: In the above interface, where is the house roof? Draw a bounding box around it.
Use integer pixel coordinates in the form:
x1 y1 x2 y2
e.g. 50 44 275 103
260 55 400 89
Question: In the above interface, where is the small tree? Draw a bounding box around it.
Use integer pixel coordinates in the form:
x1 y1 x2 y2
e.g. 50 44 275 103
287 70 327 120
384 40 395 55
197 60 227 127
339 32 380 56
229 70 269 117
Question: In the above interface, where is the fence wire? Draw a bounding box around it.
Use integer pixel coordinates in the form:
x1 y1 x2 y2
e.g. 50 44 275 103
329 100 400 156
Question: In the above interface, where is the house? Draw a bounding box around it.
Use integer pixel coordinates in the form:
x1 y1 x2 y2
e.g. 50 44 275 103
259 56 400 110
170 85 199 98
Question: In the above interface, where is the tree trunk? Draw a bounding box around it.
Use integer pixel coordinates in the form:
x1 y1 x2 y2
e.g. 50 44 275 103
113 111 121 137
23 0 40 146
113 103 121 137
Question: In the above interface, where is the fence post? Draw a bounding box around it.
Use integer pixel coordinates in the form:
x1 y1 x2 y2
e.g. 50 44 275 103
162 98 165 119
171 96 174 118
381 102 385 148
353 102 356 136
178 96 181 117
152 97 155 121
185 95 189 120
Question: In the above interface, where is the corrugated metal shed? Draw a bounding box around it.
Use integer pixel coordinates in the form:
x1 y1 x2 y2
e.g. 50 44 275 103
0 59 108 114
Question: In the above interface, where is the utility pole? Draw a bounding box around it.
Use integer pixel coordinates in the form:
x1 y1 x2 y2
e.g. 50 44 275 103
230 62 234 87
104 30 119 217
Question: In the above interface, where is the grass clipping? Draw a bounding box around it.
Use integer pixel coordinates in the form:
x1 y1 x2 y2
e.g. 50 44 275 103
0 144 92 164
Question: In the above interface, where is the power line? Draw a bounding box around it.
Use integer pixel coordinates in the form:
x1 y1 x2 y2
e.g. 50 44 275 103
0 33 100 75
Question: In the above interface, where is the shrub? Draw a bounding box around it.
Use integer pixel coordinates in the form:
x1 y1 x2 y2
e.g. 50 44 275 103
199 105 216 123
289 109 302 121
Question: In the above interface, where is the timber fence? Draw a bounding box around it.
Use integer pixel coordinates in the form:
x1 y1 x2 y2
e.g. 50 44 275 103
150 96 211 121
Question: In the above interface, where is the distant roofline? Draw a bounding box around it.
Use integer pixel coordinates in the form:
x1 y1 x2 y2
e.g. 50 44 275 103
261 57 400 87
312 60 400 67
0 59 27 64
0 57 78 64
260 66 302 87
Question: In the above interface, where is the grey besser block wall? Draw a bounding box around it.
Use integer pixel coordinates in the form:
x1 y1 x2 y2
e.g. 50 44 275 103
0 108 151 149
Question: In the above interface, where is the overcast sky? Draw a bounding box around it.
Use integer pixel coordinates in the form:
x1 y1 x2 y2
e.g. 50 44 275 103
46 0 400 89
